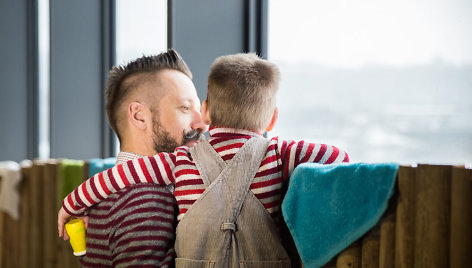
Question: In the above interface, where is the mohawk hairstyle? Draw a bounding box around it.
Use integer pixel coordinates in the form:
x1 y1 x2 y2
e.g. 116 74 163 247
105 49 191 141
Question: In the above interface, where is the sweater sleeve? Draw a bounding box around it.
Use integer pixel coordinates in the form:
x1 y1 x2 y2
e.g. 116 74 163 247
62 152 177 216
275 137 349 180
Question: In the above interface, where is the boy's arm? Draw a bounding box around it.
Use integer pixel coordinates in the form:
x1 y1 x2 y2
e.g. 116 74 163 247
58 152 176 238
276 138 349 180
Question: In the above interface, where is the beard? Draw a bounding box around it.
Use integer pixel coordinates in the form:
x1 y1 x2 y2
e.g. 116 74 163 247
152 118 202 153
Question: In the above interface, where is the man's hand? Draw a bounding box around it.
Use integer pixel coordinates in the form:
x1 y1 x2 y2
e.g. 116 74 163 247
58 207 72 240
58 208 89 241
82 216 89 229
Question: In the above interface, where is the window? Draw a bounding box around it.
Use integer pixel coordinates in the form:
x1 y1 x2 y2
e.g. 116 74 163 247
268 0 472 164
114 0 167 154
38 0 50 159
116 0 167 65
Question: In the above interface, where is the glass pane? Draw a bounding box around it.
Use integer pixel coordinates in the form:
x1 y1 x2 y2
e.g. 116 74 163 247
38 0 50 159
114 0 167 155
116 0 167 64
268 0 472 165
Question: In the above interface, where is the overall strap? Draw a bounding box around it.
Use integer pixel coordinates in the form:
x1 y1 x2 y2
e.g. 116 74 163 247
217 136 270 224
177 136 272 268
188 138 227 186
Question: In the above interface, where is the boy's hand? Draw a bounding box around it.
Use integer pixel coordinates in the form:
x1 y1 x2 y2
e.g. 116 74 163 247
58 207 72 240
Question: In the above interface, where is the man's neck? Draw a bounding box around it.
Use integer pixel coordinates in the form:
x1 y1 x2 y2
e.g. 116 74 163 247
120 144 156 157
116 151 143 165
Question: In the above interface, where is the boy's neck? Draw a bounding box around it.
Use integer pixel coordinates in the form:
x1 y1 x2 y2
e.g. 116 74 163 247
209 125 265 136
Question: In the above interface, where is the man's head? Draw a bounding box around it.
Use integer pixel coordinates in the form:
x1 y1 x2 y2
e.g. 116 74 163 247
105 49 206 155
203 53 280 132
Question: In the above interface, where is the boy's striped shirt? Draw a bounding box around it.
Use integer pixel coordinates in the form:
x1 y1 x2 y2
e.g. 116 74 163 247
64 127 349 222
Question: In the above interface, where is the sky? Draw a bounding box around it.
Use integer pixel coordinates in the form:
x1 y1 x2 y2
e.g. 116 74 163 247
268 0 472 68
268 0 472 164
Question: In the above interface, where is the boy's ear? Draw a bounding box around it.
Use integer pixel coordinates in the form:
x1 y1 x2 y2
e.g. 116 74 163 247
265 107 278 132
201 100 211 125
129 101 148 130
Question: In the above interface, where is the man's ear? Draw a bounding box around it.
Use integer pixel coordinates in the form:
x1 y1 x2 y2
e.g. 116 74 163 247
265 107 278 132
201 100 211 125
128 101 148 130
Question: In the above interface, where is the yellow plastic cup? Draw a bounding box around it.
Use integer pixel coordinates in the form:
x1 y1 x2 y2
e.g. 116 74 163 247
65 218 86 256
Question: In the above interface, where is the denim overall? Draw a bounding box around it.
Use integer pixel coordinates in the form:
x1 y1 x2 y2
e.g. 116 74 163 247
175 137 291 268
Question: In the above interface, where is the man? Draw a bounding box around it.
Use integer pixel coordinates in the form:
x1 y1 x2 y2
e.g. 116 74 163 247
74 49 207 267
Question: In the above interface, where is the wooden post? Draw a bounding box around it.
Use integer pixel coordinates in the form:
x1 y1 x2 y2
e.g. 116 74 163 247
43 161 60 268
56 161 82 268
83 161 89 181
28 162 45 268
0 175 4 267
0 168 22 268
0 212 3 268
336 241 361 268
10 213 21 267
379 205 396 268
56 161 69 268
3 214 11 268
361 225 380 268
395 166 416 268
19 166 33 268
414 164 451 268
450 167 472 268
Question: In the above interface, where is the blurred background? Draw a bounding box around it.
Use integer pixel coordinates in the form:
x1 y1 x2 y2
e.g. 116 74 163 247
1 0 471 165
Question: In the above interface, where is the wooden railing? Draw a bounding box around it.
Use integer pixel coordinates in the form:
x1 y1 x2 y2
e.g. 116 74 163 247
0 160 81 268
1 162 471 268
320 165 472 268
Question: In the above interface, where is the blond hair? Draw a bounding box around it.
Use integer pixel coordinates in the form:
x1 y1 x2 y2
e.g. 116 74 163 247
207 53 279 131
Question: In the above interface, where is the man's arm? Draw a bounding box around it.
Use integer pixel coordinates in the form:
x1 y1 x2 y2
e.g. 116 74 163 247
58 152 177 238
276 137 349 180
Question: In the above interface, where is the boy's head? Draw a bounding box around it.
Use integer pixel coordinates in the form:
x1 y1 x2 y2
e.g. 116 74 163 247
203 53 280 132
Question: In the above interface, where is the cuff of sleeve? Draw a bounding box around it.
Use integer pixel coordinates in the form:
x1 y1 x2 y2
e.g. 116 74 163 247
62 199 84 217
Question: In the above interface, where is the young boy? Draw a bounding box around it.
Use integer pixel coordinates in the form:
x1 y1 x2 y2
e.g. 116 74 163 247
58 53 349 267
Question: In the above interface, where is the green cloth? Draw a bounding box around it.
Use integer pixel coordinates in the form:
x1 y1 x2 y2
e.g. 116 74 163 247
58 159 85 208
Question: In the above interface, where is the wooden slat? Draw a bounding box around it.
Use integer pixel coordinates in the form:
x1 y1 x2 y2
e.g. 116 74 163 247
450 167 472 268
361 225 380 268
43 162 59 268
83 161 89 181
19 166 33 268
0 175 4 267
414 164 452 268
11 212 21 268
395 166 416 268
3 214 11 268
55 161 83 268
0 212 3 268
379 206 396 268
336 241 361 268
0 169 22 268
56 160 69 268
28 163 45 268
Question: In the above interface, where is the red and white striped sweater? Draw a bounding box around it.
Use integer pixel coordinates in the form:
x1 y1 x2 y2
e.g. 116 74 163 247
63 127 349 222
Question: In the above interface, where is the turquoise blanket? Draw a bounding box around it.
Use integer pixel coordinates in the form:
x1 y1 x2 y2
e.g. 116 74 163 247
281 162 398 268
88 157 116 177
